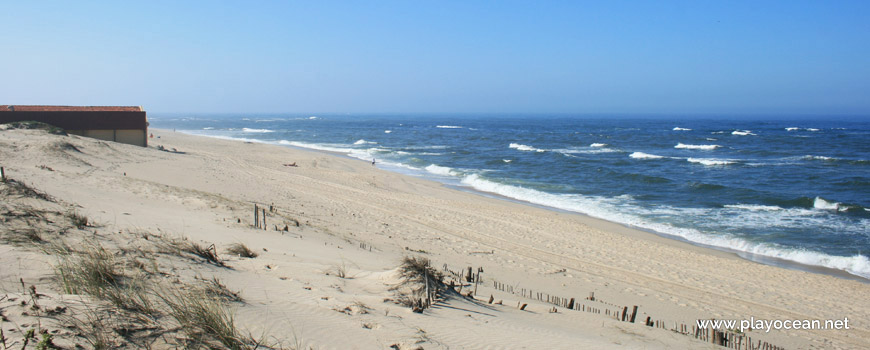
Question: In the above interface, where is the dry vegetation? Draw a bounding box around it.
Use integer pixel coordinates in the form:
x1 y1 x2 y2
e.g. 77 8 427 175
0 178 55 202
156 236 227 267
0 179 289 349
393 256 447 311
226 243 258 258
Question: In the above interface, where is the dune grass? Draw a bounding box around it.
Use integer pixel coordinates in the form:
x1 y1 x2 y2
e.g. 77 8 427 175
184 241 225 267
226 243 258 258
67 211 89 229
53 243 157 317
0 178 55 202
159 287 257 350
394 256 446 310
51 240 278 349
201 276 243 303
398 256 444 288
156 236 227 267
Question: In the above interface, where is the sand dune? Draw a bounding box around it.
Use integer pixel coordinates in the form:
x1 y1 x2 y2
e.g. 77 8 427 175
0 126 866 349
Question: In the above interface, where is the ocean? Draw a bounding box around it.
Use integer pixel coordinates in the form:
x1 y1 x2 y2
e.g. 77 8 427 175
151 114 870 279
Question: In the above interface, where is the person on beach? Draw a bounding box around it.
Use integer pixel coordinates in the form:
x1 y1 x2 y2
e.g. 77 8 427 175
372 158 376 166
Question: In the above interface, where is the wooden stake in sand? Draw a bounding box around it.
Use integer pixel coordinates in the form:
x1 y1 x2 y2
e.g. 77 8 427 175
254 204 259 228
0 166 5 182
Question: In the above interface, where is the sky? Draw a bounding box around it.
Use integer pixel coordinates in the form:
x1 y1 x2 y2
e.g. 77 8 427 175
1 1 868 115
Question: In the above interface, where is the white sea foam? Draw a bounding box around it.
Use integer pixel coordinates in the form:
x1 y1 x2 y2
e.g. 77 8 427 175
687 158 736 166
456 173 870 278
424 164 457 177
738 245 870 279
353 139 377 145
732 130 756 136
183 133 267 144
404 145 448 150
436 125 463 129
629 152 664 159
590 143 608 147
724 204 783 211
673 127 692 131
675 143 720 150
384 130 392 133
242 128 274 133
555 148 618 155
802 155 836 161
785 127 800 131
509 143 545 152
706 138 717 141
807 128 820 132
503 159 512 163
278 140 353 153
308 116 319 120
813 197 840 211
203 127 215 130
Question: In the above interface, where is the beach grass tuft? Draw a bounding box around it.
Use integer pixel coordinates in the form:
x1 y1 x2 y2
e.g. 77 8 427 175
394 256 445 310
67 211 89 229
398 256 444 287
159 286 256 350
201 276 243 303
53 243 157 317
184 241 225 267
226 242 258 258
0 179 55 202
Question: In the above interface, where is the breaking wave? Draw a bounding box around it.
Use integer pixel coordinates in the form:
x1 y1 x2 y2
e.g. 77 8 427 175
802 155 837 161
724 204 783 211
278 140 353 153
509 143 546 152
242 128 274 133
629 152 665 159
687 158 737 166
675 143 720 150
814 197 840 210
458 173 870 279
425 164 457 177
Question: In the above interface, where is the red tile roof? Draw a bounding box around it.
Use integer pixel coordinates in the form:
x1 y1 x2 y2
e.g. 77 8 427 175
0 105 143 112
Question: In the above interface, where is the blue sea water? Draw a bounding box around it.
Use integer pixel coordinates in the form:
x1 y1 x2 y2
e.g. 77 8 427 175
151 114 870 279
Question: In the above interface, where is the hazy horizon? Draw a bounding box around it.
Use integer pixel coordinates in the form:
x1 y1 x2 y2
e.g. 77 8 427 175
2 1 869 116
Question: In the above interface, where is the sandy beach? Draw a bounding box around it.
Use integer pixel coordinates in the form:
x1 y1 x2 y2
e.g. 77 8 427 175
1 126 867 349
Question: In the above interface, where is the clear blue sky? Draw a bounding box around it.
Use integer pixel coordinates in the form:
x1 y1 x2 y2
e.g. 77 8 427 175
1 1 868 115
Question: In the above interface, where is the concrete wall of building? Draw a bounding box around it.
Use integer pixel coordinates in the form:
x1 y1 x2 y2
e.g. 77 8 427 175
115 129 146 147
67 129 147 147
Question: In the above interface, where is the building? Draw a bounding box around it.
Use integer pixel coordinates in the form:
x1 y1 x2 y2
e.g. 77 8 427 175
0 105 148 147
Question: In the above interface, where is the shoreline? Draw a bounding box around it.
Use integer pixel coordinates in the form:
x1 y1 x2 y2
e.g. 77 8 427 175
4 126 867 349
171 128 870 283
